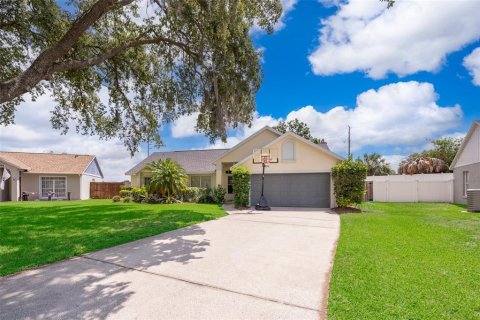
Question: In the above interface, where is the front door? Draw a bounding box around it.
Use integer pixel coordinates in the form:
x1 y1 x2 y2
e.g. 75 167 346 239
226 174 234 201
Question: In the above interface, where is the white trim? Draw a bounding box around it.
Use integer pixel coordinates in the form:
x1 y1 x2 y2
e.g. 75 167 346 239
212 126 282 163
450 120 480 169
82 157 104 178
233 131 344 168
38 176 68 199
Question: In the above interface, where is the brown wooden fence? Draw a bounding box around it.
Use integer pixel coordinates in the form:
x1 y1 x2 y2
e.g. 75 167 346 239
90 182 124 199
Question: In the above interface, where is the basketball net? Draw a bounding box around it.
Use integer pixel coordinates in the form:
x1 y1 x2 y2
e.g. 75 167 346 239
261 155 271 167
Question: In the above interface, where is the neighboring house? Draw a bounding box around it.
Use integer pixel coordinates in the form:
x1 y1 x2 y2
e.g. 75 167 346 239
0 151 104 202
127 126 343 207
450 120 480 204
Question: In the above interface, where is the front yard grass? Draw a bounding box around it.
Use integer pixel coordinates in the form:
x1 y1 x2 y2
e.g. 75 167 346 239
328 202 480 320
0 200 225 276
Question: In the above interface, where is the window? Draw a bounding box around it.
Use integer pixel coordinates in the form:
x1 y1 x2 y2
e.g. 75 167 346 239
190 175 211 188
227 175 234 194
463 171 469 197
282 140 295 161
41 177 67 198
144 177 151 186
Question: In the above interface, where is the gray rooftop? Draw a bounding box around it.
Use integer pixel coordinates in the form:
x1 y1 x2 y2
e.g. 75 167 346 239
125 149 229 175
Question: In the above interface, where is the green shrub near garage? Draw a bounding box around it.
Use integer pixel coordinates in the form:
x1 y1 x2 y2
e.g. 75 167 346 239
232 166 251 208
332 159 367 208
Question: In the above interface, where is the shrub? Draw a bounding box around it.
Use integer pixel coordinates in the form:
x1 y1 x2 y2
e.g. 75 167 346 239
131 187 147 203
331 159 367 208
119 189 132 198
213 185 226 204
180 187 201 203
112 195 121 203
123 196 132 203
232 166 250 208
198 187 216 204
146 159 187 198
144 193 161 204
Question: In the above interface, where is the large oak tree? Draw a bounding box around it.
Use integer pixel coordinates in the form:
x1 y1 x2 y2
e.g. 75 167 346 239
0 0 282 153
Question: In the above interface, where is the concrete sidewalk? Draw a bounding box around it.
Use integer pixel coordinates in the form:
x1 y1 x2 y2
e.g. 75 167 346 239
0 208 339 320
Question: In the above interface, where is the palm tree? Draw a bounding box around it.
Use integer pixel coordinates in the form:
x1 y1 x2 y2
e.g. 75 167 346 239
362 153 395 176
397 157 448 175
146 159 188 198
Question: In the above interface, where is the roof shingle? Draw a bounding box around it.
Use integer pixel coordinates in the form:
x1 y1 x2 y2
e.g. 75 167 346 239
125 149 229 175
0 151 96 175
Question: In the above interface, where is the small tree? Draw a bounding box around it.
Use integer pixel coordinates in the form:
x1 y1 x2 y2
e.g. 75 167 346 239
232 166 251 208
332 160 367 208
273 119 326 144
146 159 187 199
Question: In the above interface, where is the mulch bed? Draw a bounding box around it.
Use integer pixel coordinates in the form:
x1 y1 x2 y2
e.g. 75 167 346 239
332 207 362 214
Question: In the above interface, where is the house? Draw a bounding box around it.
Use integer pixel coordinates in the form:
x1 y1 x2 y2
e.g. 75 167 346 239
450 120 480 204
126 126 343 207
0 151 104 201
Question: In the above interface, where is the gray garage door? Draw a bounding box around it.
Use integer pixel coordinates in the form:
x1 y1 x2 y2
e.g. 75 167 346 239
250 173 330 208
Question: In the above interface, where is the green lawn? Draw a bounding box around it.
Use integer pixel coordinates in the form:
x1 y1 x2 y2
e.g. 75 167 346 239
328 202 480 320
0 200 225 276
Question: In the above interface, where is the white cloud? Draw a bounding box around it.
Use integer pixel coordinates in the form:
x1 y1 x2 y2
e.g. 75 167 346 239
464 47 480 86
170 112 200 138
275 0 298 31
284 81 462 152
309 0 480 79
0 93 146 182
382 155 405 172
204 81 462 155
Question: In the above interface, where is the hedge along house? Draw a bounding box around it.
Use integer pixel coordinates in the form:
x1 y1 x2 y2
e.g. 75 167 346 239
0 151 104 201
127 126 343 208
450 120 480 204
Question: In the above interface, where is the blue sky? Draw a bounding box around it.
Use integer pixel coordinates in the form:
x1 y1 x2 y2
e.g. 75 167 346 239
1 0 480 181
161 0 480 164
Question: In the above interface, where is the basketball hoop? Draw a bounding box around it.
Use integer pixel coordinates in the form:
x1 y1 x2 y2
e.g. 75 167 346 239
252 148 279 211
261 155 271 167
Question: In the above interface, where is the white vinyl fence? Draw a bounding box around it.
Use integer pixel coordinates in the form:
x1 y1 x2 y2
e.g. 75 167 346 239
366 174 454 203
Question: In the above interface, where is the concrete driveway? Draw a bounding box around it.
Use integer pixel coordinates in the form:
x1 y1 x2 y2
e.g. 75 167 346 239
0 207 339 320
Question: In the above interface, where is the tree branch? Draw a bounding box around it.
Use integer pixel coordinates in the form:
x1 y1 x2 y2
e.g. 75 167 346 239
0 0 135 104
51 36 201 73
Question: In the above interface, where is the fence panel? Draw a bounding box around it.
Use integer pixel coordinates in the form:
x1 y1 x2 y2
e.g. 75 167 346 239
366 174 453 203
90 182 124 199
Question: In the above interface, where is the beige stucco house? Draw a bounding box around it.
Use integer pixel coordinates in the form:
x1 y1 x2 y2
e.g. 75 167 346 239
450 120 480 204
127 126 343 208
0 151 104 202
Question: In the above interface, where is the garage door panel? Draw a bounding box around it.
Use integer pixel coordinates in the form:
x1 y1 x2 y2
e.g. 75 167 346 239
250 173 330 208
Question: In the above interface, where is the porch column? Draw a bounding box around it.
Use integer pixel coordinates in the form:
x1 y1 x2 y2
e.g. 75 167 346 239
1 164 20 202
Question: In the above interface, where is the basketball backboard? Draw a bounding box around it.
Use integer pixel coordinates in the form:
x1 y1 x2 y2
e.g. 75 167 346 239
252 148 279 165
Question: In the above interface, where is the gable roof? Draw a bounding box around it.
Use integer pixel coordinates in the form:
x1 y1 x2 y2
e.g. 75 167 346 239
232 131 344 168
212 126 282 163
449 120 480 169
125 149 229 175
0 151 101 176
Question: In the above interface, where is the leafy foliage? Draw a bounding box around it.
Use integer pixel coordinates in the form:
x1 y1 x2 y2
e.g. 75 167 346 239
213 185 226 204
119 186 147 202
112 195 121 202
146 159 187 197
123 196 132 203
198 186 216 204
180 187 202 203
397 157 449 175
402 137 463 168
332 160 367 208
0 0 282 153
273 119 326 144
361 153 395 176
232 166 250 208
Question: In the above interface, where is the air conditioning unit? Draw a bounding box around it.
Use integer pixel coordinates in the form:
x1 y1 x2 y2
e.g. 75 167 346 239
467 189 480 212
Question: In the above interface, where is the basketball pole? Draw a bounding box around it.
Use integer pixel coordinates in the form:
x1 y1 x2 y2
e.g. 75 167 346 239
252 149 278 211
